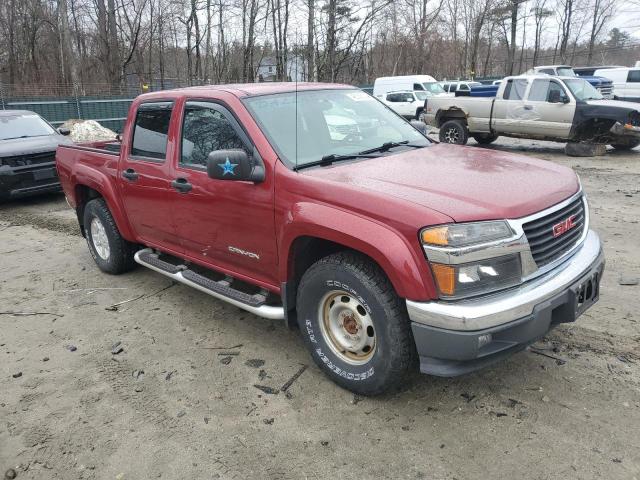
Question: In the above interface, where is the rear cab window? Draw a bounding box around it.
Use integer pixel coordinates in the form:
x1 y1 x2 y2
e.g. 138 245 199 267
130 102 173 161
503 79 529 100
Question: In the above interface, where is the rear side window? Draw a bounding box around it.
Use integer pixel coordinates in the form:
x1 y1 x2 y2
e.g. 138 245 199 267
503 79 528 100
386 93 401 102
627 70 640 83
130 102 173 160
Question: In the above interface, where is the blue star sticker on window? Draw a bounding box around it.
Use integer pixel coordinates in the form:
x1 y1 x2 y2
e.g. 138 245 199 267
218 158 238 176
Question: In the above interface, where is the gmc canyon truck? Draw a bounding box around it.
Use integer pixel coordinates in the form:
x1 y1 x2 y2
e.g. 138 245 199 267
56 83 605 395
425 75 640 150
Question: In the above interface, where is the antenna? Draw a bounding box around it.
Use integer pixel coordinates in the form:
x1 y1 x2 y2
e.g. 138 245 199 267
295 26 299 170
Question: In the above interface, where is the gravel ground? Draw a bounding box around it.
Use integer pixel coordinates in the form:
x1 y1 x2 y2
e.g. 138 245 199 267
1 137 639 480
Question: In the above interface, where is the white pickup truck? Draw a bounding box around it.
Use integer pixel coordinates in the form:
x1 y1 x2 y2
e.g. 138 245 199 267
423 75 640 150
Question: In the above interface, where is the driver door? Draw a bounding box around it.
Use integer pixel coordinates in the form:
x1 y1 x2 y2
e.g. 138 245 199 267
522 78 575 139
168 100 278 286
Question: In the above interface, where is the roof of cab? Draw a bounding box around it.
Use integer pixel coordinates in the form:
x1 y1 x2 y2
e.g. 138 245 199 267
137 82 355 101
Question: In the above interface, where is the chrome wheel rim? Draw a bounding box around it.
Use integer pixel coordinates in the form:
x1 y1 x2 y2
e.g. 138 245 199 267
90 217 110 260
443 127 460 143
318 290 376 365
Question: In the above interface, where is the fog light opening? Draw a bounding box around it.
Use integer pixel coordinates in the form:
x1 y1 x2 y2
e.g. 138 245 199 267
478 333 493 349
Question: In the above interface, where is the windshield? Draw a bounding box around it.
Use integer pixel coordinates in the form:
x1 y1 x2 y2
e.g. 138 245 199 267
423 82 446 95
557 67 577 77
564 79 603 101
243 89 429 168
0 113 56 141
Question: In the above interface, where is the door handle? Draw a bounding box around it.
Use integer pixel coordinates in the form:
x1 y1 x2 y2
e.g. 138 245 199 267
171 177 192 193
523 105 533 110
121 168 138 181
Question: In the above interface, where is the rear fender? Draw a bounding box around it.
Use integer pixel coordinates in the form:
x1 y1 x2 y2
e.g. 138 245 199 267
72 163 136 241
281 202 436 301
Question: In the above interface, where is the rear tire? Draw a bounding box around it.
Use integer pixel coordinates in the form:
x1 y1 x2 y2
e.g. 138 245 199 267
296 251 417 396
473 133 499 145
83 198 137 274
439 120 468 145
611 140 640 151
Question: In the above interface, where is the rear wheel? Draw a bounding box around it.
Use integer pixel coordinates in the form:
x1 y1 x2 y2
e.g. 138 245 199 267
296 252 417 396
439 120 468 145
473 133 499 145
83 198 137 274
611 139 640 151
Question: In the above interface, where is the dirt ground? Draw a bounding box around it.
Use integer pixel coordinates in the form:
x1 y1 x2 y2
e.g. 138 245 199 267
1 137 639 480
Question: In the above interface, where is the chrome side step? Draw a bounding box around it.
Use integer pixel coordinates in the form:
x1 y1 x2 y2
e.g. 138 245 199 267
134 248 284 320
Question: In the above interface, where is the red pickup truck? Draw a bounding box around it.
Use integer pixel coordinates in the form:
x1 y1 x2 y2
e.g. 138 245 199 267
56 83 604 395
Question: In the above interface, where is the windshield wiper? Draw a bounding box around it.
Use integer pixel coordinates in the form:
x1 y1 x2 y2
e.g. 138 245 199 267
358 140 426 154
294 153 379 171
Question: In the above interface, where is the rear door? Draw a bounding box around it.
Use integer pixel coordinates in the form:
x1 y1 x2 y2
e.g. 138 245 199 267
168 99 278 285
522 78 574 139
491 78 531 134
118 101 182 252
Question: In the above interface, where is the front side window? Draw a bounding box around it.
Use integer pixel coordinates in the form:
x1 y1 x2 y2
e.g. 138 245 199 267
528 79 568 102
413 83 424 91
181 102 246 167
0 113 56 141
130 102 173 160
503 79 528 100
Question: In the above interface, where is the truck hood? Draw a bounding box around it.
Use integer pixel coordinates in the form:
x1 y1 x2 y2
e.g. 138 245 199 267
581 75 613 87
302 144 580 222
584 99 640 111
0 134 73 158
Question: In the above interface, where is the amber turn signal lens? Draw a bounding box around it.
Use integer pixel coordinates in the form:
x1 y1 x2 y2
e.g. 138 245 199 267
421 226 449 246
430 263 455 296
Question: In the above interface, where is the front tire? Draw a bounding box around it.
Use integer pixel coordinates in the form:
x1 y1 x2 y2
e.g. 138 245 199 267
473 133 499 145
83 198 137 274
439 120 469 145
296 252 416 396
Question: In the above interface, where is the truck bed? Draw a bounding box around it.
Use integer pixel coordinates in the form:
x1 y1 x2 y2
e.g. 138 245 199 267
425 96 494 133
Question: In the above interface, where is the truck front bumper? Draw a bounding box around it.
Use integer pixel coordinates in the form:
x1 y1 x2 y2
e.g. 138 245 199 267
0 162 61 199
406 230 604 376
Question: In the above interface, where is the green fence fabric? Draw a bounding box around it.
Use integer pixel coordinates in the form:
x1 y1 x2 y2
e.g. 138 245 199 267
1 94 135 133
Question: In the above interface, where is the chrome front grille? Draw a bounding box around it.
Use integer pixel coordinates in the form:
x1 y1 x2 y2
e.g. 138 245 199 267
522 196 586 267
597 85 613 98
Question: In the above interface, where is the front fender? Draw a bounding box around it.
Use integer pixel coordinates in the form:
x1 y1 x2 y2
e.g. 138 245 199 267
280 202 438 301
72 163 136 241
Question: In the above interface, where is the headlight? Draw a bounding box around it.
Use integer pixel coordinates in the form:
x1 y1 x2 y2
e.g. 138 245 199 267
421 221 513 247
421 221 522 299
430 254 522 299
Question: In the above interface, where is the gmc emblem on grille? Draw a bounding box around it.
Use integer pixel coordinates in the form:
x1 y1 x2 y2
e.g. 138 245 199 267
552 214 577 237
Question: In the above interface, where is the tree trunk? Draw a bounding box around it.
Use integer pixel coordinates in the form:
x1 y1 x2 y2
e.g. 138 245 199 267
307 0 315 81
106 0 120 88
326 0 337 81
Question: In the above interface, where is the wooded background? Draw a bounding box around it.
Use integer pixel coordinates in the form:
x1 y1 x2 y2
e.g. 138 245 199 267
1 0 639 95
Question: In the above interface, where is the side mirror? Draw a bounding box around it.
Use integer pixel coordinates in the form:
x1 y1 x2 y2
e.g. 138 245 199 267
410 120 429 136
207 149 264 183
548 90 568 103
57 127 71 136
407 97 415 103
562 95 570 104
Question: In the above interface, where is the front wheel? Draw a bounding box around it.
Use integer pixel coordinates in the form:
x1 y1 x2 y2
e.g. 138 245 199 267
296 252 417 396
83 198 138 274
473 133 499 145
439 120 469 145
610 139 640 151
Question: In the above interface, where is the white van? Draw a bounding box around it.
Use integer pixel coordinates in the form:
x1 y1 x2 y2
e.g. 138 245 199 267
594 67 640 102
373 75 448 99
